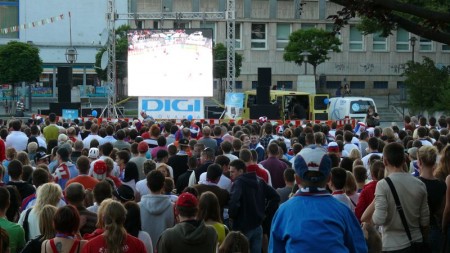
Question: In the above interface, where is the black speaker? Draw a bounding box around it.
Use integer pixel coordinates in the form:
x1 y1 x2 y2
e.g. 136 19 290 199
49 102 81 117
250 104 279 120
256 85 270 104
58 85 71 103
57 67 72 87
257 68 271 87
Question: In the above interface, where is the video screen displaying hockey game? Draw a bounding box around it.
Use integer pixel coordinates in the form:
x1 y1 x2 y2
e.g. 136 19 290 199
127 29 213 97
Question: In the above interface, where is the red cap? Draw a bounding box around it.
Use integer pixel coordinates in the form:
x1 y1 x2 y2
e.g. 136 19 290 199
141 132 150 139
176 192 198 208
138 141 149 152
93 160 107 180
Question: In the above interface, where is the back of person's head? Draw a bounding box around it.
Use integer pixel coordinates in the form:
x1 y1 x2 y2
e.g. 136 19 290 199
232 138 242 151
214 155 230 167
103 200 127 253
116 129 125 140
417 126 428 138
176 192 198 218
32 168 50 187
328 153 340 168
0 187 9 211
124 201 142 238
418 146 438 168
219 231 249 253
339 157 353 172
35 183 62 212
305 133 314 145
197 191 222 223
65 182 86 204
368 137 379 151
353 166 367 183
123 162 139 183
330 167 347 190
283 168 295 184
76 155 90 174
221 141 233 153
117 150 131 163
147 170 165 193
39 205 58 240
188 156 198 169
93 180 113 205
11 120 21 131
383 142 406 168
371 160 385 181
54 205 80 234
239 149 252 163
157 135 167 147
314 132 324 145
344 171 358 195
206 163 223 182
229 159 247 173
156 149 169 162
8 160 22 180
101 142 114 156
368 154 381 168
344 131 353 143
143 159 156 175
348 149 361 160
267 143 279 156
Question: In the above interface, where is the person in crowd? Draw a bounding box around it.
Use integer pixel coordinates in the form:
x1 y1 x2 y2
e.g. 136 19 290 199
66 155 99 190
136 159 157 197
240 148 270 185
276 168 295 204
249 134 265 163
218 231 249 253
260 143 288 189
83 124 105 149
328 167 354 212
5 185 21 223
361 142 429 252
269 149 367 252
82 200 146 253
0 187 25 253
20 205 57 253
176 156 197 194
157 192 217 252
43 113 59 144
221 141 238 162
139 170 175 248
190 147 215 185
53 147 75 190
355 161 384 222
365 105 379 127
83 198 114 240
124 201 153 253
41 205 87 252
5 120 28 152
228 159 280 253
434 145 450 181
198 126 218 153
417 146 446 253
87 180 113 213
197 191 229 246
130 141 150 180
6 159 35 201
65 183 98 235
167 138 190 183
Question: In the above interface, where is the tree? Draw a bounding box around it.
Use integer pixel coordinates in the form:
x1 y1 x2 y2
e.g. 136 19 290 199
328 0 450 44
213 43 243 102
0 41 43 84
403 57 450 113
94 25 130 98
283 28 341 89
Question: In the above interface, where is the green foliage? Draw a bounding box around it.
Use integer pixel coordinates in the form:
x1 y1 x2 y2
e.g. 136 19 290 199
0 41 43 84
213 43 243 79
403 57 450 113
283 28 341 70
94 25 130 81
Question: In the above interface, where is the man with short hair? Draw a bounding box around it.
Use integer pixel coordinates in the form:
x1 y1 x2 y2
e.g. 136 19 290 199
7 160 35 201
0 187 25 253
343 131 359 157
276 168 295 204
189 147 215 185
65 183 97 235
260 123 274 150
103 125 117 144
113 129 131 150
260 143 288 189
65 155 99 190
361 137 383 177
158 192 217 252
43 113 59 144
221 141 238 162
5 120 28 151
197 126 218 153
167 138 190 183
136 160 157 197
83 124 105 149
130 141 150 180
269 150 367 252
228 159 280 253
87 180 113 213
140 170 175 248
240 148 270 184
53 147 74 189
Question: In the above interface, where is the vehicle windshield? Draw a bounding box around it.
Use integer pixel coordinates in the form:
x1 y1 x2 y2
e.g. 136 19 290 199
350 100 374 114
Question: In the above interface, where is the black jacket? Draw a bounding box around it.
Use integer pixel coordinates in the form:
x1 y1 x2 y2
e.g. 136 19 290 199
228 172 280 233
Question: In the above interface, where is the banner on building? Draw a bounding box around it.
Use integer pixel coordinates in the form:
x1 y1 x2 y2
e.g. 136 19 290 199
224 92 244 119
138 97 204 120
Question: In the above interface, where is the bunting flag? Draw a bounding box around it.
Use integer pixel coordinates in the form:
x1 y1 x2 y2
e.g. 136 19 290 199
0 13 66 34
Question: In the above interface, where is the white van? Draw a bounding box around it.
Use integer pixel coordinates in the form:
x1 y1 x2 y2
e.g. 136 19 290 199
328 97 377 122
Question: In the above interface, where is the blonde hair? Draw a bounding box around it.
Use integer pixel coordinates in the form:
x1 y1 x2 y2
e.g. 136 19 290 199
382 127 396 141
6 147 17 160
103 200 128 253
27 142 38 153
39 205 57 240
352 158 363 168
17 151 31 166
104 157 114 173
345 171 358 195
435 145 450 181
418 146 438 168
157 163 170 178
34 183 62 213
349 149 361 160
96 198 114 228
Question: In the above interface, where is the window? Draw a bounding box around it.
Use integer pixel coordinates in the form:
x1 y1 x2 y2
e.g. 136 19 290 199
326 24 342 50
326 81 341 89
235 81 243 89
350 81 365 89
373 81 388 89
251 23 267 49
0 1 19 39
252 81 258 89
373 32 387 51
302 23 315 30
396 28 410 51
349 26 364 51
443 44 450 52
175 21 190 29
200 22 216 42
419 37 432 51
235 23 242 49
276 23 291 50
276 81 293 89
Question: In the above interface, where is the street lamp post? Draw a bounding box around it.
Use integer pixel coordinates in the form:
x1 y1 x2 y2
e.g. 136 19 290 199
300 51 311 75
409 36 417 62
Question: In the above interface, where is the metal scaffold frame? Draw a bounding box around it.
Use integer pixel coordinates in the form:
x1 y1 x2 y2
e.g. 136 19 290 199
104 0 235 117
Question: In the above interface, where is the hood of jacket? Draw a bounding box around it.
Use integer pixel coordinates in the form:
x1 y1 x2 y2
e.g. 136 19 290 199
140 194 172 215
175 220 212 245
236 172 258 189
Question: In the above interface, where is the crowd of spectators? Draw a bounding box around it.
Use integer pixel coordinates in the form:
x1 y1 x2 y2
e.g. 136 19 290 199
0 113 450 252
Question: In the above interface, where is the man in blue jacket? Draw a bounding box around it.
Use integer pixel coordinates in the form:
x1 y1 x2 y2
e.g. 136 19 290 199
228 159 280 253
269 148 367 253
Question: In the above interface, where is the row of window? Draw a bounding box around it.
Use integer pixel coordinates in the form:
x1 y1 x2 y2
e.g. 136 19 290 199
220 80 406 90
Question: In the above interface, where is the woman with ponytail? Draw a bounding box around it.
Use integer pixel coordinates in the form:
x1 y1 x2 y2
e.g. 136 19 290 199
82 200 146 253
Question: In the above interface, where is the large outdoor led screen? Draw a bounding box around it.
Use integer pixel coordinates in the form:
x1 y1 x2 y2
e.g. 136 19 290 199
127 29 213 97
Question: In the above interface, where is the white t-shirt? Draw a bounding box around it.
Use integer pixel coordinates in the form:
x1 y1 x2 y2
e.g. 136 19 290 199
198 173 232 192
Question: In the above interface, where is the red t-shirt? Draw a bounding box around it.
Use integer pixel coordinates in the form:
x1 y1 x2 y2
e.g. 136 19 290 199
66 175 99 191
81 234 146 253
